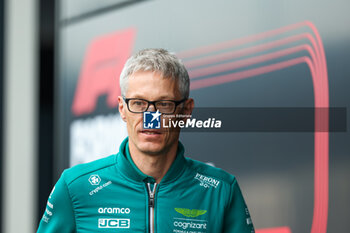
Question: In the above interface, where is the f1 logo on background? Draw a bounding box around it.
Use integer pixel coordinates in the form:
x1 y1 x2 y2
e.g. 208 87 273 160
71 28 136 116
143 110 161 129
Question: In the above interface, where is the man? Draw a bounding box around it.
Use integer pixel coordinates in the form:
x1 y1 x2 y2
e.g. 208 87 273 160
37 48 255 233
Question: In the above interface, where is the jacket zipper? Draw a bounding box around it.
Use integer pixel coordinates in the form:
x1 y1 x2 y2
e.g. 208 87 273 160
147 183 157 233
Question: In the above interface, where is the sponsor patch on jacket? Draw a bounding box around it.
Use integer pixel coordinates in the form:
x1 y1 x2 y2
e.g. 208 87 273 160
194 173 220 188
98 218 130 228
175 208 207 218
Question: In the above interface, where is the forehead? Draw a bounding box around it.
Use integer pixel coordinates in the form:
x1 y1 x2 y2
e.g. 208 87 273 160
126 71 181 99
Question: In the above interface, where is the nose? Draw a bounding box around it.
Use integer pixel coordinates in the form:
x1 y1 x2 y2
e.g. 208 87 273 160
147 103 157 112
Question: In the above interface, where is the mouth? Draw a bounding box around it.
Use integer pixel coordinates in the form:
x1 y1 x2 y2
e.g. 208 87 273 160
139 129 162 135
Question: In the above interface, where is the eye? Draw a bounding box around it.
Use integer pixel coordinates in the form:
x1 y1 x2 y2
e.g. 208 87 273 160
157 101 174 108
159 102 171 107
130 100 147 107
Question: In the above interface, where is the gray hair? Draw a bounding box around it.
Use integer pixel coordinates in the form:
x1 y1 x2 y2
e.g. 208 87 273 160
120 48 190 98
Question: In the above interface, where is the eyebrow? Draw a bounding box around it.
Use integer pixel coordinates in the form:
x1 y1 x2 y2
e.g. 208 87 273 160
129 94 176 100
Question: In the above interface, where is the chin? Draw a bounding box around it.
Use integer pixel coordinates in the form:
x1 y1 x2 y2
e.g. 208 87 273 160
138 142 165 155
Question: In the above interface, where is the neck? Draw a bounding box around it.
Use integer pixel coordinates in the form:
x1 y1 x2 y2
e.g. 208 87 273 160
128 142 178 183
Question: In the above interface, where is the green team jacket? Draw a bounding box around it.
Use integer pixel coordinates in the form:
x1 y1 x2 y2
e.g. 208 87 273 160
37 138 254 233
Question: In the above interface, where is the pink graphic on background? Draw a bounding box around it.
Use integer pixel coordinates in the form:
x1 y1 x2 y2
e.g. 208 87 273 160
177 21 329 233
73 21 329 233
256 227 292 233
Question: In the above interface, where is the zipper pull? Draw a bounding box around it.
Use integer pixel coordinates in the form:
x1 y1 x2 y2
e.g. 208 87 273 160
147 183 157 208
149 195 154 207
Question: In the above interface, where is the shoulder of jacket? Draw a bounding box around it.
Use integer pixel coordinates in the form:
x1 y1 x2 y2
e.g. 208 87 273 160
62 154 117 185
185 157 236 185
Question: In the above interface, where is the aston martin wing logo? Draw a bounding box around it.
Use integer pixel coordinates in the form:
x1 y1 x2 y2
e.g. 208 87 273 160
175 208 207 218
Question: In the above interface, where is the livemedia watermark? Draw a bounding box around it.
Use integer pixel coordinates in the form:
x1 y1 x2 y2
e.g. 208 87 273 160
142 107 347 132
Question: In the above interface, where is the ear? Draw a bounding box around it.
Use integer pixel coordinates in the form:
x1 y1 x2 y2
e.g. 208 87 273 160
183 98 194 117
118 96 127 122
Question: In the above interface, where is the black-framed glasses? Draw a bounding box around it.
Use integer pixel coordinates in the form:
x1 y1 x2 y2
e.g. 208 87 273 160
123 97 187 114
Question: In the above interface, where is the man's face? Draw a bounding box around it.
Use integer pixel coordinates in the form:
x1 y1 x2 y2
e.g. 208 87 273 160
118 71 193 156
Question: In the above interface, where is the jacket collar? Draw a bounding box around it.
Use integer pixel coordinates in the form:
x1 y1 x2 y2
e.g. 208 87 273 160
116 137 186 184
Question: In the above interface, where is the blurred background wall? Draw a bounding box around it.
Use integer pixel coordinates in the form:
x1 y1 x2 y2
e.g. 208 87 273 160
2 0 38 233
1 0 350 233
